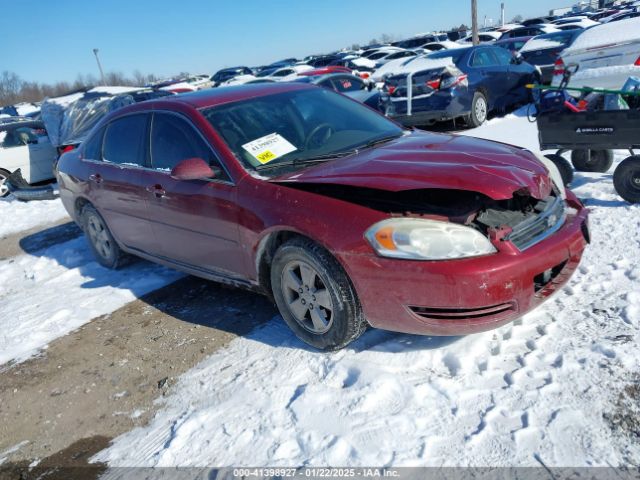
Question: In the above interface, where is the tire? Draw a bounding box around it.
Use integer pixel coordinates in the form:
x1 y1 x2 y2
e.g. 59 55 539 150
0 169 11 198
544 154 574 186
613 156 640 204
466 91 488 128
270 237 367 351
571 149 614 173
81 204 129 269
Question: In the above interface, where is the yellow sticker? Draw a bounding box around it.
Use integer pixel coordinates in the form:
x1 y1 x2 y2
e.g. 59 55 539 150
242 133 297 164
256 150 276 164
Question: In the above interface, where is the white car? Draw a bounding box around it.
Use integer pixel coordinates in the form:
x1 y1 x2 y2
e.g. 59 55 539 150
260 65 314 82
0 121 57 197
552 16 640 89
457 31 502 44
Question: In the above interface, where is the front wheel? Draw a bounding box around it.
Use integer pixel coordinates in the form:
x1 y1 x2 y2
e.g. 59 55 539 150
270 238 367 350
571 149 613 173
613 156 640 204
466 91 488 128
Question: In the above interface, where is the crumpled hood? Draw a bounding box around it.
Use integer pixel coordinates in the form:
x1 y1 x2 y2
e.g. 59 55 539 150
271 131 553 200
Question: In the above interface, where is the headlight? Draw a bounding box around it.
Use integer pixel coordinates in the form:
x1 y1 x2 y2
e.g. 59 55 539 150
365 218 497 261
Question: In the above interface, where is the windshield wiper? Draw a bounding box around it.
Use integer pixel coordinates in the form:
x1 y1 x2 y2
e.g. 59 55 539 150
254 133 403 172
254 150 355 171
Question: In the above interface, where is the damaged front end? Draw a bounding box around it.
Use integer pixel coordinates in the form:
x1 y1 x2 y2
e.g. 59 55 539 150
282 182 570 254
5 168 58 201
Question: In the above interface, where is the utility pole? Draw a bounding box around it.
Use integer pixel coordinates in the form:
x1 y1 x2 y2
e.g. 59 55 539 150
471 0 479 45
93 48 106 86
501 2 505 26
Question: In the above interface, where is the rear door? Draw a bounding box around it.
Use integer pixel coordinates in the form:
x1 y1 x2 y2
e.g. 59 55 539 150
493 46 526 106
84 113 156 251
469 48 510 110
143 112 246 279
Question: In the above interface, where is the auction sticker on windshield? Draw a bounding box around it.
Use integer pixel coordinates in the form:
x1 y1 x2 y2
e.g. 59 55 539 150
242 133 297 164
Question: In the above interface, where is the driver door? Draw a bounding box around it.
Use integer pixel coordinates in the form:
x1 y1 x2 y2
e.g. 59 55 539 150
143 112 246 279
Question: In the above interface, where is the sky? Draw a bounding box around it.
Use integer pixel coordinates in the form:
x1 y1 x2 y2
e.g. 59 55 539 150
3 0 568 84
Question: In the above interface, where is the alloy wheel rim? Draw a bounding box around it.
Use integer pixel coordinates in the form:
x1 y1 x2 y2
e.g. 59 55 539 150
87 214 113 259
630 172 640 191
281 260 334 334
475 97 487 123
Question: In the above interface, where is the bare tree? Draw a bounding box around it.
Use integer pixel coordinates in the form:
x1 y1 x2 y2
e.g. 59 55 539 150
0 71 23 105
511 14 524 23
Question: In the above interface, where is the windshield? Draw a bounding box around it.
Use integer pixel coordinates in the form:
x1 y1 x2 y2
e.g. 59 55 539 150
201 87 403 175
428 48 468 63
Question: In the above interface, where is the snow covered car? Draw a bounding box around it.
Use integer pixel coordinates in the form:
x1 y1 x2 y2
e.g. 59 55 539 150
499 25 560 40
383 46 539 127
519 30 581 83
211 67 253 87
0 121 57 197
552 17 640 89
56 83 589 350
294 73 394 115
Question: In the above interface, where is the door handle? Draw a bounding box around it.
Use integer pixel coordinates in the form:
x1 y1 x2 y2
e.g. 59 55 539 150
146 184 166 197
89 173 103 184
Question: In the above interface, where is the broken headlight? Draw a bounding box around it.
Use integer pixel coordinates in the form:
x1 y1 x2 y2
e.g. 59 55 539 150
365 218 496 260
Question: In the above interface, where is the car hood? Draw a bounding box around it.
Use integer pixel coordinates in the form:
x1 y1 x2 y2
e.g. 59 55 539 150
271 131 553 200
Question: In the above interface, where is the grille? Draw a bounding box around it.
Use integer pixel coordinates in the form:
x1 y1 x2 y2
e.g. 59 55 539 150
506 195 566 251
409 303 516 321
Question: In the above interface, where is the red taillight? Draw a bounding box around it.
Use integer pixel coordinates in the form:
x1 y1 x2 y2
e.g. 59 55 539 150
439 74 468 90
426 79 441 89
62 145 75 153
553 58 565 76
387 85 396 94
635 56 640 66
359 72 370 79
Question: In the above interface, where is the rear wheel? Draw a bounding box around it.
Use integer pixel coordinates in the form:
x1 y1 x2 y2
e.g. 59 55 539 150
544 154 574 186
466 91 488 128
0 169 11 198
81 204 129 269
571 149 613 173
613 156 640 204
270 237 367 350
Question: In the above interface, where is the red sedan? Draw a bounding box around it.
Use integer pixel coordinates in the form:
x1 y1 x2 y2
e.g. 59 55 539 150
56 83 589 350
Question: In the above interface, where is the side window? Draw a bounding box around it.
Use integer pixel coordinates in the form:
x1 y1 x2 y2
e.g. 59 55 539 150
493 47 514 65
471 50 497 67
150 113 228 180
1 127 39 148
103 114 148 166
83 127 105 160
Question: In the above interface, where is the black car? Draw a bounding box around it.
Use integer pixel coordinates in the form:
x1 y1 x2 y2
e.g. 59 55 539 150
500 26 557 39
294 73 394 115
519 30 581 83
211 66 253 86
383 45 539 127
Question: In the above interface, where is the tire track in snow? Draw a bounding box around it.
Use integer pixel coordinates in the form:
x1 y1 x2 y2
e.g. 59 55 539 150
0 233 183 366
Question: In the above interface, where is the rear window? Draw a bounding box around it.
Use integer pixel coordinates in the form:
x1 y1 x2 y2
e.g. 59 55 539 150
428 48 467 64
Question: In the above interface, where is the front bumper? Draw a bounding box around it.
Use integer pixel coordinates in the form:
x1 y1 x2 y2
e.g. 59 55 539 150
6 169 58 201
339 203 589 336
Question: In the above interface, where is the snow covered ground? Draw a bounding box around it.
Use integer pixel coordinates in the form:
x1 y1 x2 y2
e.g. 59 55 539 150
91 109 640 467
0 195 69 238
0 107 637 466
0 235 182 366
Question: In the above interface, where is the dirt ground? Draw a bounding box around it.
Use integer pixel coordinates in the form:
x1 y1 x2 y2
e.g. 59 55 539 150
0 220 277 477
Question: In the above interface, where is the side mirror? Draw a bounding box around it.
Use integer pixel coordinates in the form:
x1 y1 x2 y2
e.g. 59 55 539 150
511 53 524 64
170 157 215 181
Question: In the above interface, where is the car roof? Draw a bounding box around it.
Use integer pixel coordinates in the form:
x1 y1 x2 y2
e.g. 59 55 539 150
144 82 316 110
495 36 534 44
